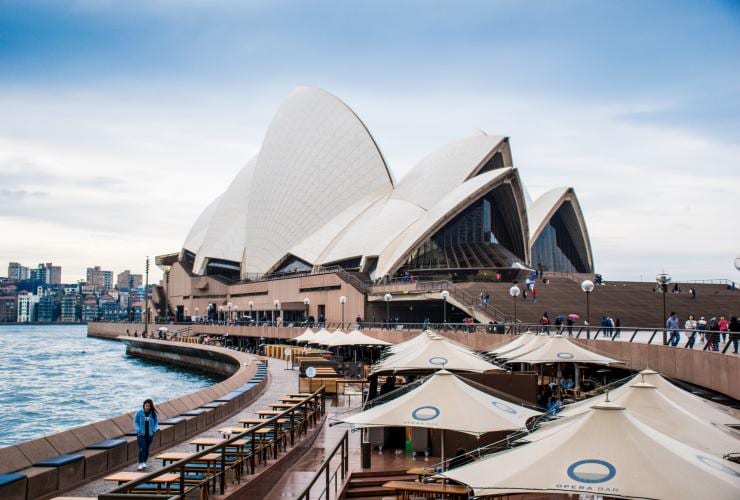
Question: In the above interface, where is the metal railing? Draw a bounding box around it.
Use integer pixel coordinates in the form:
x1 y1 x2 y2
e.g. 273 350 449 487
99 386 326 499
296 430 350 500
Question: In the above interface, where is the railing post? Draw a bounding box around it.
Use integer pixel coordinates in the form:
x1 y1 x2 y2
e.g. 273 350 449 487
179 464 185 498
220 445 226 494
325 462 331 500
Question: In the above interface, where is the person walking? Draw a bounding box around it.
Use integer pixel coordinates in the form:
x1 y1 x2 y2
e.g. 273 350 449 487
614 317 621 338
666 312 680 347
697 316 707 344
134 399 159 470
539 312 550 333
532 288 537 303
684 314 697 349
729 316 739 354
707 317 720 351
718 316 729 343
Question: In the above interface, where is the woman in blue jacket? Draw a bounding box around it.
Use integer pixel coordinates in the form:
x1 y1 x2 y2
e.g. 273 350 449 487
133 399 159 470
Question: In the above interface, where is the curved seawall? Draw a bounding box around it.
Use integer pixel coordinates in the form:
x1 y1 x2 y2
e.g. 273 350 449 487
0 334 268 500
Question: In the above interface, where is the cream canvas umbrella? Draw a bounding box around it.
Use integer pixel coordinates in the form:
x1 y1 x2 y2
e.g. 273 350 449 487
306 327 332 345
562 369 740 426
441 402 740 499
495 333 553 361
373 336 502 374
330 329 392 347
487 331 537 356
318 329 347 346
529 383 740 458
504 334 620 365
343 369 540 465
291 327 315 343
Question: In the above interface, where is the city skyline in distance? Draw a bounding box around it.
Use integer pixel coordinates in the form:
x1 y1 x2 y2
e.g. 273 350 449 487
1 1 738 283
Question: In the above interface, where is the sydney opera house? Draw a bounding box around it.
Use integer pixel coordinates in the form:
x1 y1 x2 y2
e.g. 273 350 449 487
157 87 593 323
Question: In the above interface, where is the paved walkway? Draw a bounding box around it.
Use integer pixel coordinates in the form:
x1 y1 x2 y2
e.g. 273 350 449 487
66 358 299 497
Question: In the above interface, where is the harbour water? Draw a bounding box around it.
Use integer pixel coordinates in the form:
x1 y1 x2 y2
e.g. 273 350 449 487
0 325 220 447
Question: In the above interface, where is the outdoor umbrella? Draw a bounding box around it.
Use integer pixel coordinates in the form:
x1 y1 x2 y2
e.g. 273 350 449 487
291 327 315 343
373 336 502 374
567 313 580 319
504 335 620 365
158 327 168 332
528 383 740 458
561 368 740 426
440 402 740 499
342 369 540 464
486 331 537 356
494 333 552 361
326 329 392 347
306 327 332 345
319 329 348 346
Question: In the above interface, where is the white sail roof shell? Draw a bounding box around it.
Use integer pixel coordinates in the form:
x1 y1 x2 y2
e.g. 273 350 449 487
182 194 222 255
391 132 508 210
243 86 394 273
192 157 257 274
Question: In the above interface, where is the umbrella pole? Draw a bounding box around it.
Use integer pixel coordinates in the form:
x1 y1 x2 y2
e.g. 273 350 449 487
441 429 445 471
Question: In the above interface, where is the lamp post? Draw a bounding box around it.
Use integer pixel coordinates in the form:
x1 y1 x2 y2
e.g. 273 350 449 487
184 307 188 322
656 272 671 344
234 305 238 323
581 279 594 339
248 301 254 325
303 297 310 323
228 302 233 324
195 307 199 323
440 290 449 327
273 299 280 325
219 306 224 323
339 295 347 329
384 293 392 328
509 285 521 326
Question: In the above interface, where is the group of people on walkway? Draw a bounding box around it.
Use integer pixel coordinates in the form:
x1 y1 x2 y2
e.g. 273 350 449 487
666 312 739 352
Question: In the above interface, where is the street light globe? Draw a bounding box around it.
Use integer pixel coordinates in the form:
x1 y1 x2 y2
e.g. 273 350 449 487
581 279 595 293
655 273 671 285
509 285 521 297
228 302 232 308
303 297 310 305
441 290 450 300
248 301 254 308
384 293 393 302
734 254 740 271
273 299 280 307
219 306 224 311
339 295 347 304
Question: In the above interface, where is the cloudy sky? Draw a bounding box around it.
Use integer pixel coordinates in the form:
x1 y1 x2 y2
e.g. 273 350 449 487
1 0 738 283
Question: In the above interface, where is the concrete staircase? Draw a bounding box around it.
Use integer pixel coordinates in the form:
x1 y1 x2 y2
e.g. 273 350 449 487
455 279 740 328
342 469 417 498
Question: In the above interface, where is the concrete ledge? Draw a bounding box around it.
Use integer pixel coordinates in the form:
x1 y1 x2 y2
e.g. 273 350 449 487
0 337 268 499
0 473 26 500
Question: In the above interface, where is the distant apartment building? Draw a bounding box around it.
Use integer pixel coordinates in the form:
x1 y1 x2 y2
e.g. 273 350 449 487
116 270 142 290
0 296 18 322
37 295 57 322
86 266 113 290
8 262 30 281
99 297 119 322
17 291 38 322
61 294 80 322
82 296 98 322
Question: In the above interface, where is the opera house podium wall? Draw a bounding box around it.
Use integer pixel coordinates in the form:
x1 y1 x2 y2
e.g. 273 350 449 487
87 321 740 400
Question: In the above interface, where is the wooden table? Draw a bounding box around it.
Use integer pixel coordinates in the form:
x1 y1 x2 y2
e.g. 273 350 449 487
256 410 283 418
238 418 265 427
280 398 304 403
287 393 312 398
190 438 248 451
270 402 297 410
383 480 469 499
217 427 249 434
104 471 181 493
406 467 435 482
156 452 220 493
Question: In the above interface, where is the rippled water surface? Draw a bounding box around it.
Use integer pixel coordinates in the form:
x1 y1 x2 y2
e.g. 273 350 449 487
0 325 220 446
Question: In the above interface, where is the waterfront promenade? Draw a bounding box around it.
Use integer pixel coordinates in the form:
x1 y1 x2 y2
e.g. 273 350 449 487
64 353 300 498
